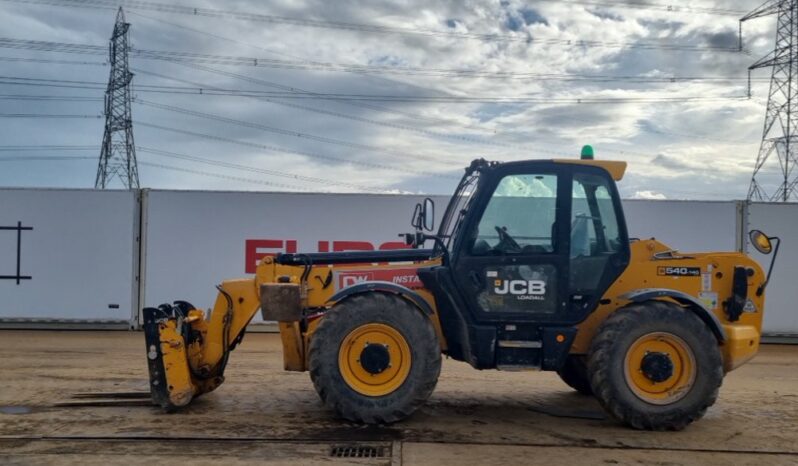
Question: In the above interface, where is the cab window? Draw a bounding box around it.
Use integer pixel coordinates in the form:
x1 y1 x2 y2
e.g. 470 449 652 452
471 173 558 255
570 173 624 292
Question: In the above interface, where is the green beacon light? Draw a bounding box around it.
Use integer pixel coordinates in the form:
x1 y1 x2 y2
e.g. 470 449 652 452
580 145 594 160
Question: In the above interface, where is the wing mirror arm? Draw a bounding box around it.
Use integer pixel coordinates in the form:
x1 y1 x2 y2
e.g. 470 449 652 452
756 236 780 297
399 231 446 250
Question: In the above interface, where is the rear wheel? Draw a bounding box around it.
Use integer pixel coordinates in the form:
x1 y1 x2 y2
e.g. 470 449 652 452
557 355 592 395
587 300 722 430
308 293 441 424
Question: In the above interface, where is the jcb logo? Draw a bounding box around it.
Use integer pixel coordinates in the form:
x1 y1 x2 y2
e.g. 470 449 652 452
494 279 547 296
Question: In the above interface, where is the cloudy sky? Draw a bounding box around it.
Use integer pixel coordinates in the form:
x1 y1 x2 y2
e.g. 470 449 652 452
0 0 783 199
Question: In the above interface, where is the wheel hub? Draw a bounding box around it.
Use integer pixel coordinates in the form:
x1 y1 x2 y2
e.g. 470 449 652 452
640 351 674 383
359 343 391 375
338 323 412 397
623 331 697 405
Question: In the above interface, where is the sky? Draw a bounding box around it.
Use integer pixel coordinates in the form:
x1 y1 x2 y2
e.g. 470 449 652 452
0 0 784 199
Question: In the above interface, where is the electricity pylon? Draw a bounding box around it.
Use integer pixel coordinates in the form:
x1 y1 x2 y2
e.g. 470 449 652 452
95 7 139 189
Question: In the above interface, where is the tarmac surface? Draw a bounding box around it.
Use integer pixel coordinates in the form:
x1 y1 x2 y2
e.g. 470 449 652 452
0 330 796 465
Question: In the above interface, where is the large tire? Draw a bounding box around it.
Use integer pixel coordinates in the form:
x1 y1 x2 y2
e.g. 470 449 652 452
587 300 723 431
557 355 593 395
308 292 441 424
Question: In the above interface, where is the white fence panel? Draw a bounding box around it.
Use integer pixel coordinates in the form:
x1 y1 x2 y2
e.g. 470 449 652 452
622 200 739 252
747 203 798 335
1 187 793 337
0 189 137 326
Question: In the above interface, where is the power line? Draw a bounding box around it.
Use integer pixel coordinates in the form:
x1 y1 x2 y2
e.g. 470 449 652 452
0 155 95 161
0 0 747 51
127 8 749 144
0 38 749 81
155 62 757 153
0 144 390 192
134 121 459 179
136 146 393 193
533 0 746 17
127 10 471 131
134 65 512 148
0 93 102 101
135 99 452 164
0 74 749 103
138 160 313 192
0 112 101 118
0 145 98 150
0 56 106 66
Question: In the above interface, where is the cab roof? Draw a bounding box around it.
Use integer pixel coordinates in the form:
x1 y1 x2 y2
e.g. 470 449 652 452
467 158 627 182
553 159 627 181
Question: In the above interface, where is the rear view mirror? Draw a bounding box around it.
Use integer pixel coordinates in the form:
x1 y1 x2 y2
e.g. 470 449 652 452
423 198 435 232
749 230 773 255
411 198 435 232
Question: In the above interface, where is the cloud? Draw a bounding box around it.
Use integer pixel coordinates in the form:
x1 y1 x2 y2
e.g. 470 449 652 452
0 0 776 200
632 190 667 200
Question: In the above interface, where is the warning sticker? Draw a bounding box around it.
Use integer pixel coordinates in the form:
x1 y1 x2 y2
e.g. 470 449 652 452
701 273 712 292
743 299 757 313
698 291 718 310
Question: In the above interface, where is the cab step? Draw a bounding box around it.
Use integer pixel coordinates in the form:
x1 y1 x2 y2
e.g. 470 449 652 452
496 364 541 372
497 340 542 349
496 340 542 369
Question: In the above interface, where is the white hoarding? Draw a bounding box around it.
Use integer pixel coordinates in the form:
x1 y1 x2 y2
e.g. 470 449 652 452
141 193 742 326
622 200 739 252
747 203 798 335
141 190 446 323
2 187 792 336
0 189 138 326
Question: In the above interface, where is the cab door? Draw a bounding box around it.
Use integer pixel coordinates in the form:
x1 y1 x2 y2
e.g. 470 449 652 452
451 165 571 324
450 163 629 325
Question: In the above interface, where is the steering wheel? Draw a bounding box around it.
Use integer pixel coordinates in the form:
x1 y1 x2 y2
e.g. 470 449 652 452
494 225 521 252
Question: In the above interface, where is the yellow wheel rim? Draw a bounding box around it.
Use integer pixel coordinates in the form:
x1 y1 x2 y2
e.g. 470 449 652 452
623 332 696 405
338 323 412 397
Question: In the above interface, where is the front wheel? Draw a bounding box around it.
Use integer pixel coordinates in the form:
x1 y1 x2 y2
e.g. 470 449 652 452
308 292 441 424
587 300 723 431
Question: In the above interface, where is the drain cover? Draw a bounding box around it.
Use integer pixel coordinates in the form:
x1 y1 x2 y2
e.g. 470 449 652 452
330 445 386 458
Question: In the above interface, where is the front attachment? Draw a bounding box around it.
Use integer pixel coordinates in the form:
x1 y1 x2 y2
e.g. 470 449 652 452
143 305 197 410
143 303 227 411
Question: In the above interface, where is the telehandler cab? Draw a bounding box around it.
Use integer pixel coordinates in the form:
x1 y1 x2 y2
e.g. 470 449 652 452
144 149 778 431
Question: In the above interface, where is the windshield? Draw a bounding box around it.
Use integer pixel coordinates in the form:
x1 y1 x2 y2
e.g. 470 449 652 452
436 169 481 254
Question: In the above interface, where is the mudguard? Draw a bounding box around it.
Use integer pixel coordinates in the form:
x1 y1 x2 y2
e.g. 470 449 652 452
327 280 433 315
621 288 726 342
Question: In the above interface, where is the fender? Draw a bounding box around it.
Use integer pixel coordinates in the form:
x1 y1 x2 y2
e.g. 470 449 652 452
327 281 434 316
621 288 726 343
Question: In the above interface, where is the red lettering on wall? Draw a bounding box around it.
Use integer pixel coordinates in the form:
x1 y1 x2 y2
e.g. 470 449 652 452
332 241 374 252
245 239 296 273
379 241 410 250
244 239 413 273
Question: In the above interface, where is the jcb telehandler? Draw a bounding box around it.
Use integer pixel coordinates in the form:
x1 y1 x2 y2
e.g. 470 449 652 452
143 149 779 430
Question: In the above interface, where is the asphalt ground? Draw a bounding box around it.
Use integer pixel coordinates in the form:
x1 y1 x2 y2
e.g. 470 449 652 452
1 331 796 465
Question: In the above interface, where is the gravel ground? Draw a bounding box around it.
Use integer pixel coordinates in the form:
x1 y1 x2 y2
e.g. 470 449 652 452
0 330 796 465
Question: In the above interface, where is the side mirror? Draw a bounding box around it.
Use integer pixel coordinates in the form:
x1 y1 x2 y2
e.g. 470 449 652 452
749 229 773 255
748 229 781 297
423 197 435 232
411 198 435 232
